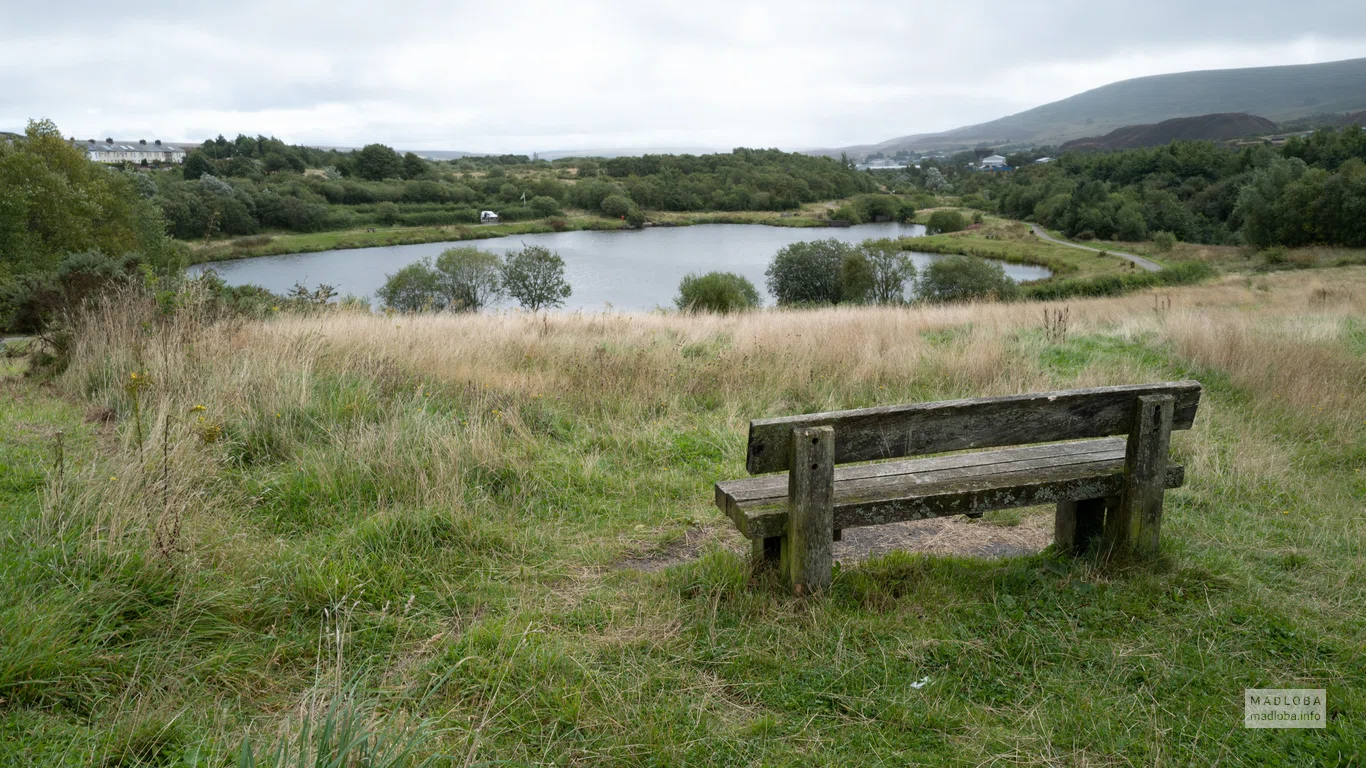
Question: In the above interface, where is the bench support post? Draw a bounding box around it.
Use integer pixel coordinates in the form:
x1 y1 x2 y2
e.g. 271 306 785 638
1109 394 1175 553
1054 497 1111 553
781 426 834 595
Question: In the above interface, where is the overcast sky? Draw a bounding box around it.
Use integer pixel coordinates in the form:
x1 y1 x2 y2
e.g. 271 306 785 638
4 0 1366 153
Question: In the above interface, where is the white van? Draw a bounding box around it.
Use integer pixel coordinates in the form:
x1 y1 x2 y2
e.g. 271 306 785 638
480 210 499 223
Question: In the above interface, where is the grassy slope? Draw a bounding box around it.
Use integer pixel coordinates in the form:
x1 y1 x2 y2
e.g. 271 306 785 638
3 270 1365 765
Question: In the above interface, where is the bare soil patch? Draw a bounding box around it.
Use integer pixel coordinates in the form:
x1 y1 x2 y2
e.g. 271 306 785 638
623 511 1052 571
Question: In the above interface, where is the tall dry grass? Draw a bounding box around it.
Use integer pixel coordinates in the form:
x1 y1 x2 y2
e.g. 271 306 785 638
51 267 1366 567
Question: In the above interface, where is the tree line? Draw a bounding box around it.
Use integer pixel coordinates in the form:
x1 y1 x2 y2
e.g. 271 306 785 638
891 125 1366 249
153 141 878 240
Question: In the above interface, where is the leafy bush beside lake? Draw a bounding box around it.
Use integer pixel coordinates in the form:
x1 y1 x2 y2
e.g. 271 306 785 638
918 254 1019 303
376 245 571 312
675 272 761 313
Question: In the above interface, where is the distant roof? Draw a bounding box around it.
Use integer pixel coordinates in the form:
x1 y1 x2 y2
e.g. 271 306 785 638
74 139 182 152
1035 157 1054 163
981 154 1007 164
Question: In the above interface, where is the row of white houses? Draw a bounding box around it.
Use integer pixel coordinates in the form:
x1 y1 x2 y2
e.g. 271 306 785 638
73 139 187 164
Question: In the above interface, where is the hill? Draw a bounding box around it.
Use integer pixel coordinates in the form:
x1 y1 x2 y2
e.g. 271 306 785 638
1059 112 1279 151
824 57 1366 157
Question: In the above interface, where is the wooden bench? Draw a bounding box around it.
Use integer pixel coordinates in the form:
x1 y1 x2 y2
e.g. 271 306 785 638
714 381 1203 594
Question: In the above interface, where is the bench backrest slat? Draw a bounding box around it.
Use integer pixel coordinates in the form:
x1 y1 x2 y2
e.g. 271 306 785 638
745 381 1202 474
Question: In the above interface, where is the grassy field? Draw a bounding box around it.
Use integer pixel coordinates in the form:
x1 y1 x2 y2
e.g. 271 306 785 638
1052 233 1366 276
186 215 630 265
3 268 1364 765
897 216 1137 279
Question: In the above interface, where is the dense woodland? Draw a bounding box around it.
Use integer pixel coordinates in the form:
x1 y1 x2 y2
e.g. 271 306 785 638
151 138 877 238
886 125 1366 248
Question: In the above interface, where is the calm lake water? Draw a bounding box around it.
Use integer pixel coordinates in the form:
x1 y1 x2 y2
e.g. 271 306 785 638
191 223 1051 311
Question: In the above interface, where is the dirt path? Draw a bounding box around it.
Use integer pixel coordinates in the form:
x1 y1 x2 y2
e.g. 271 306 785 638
1029 224 1163 272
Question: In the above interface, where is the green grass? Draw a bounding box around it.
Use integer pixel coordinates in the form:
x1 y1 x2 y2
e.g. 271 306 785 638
187 215 631 265
187 203 852 265
899 215 1133 280
3 271 1364 764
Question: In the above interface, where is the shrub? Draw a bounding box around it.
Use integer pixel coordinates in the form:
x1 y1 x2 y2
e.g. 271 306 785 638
375 202 402 226
675 272 761 313
840 250 874 304
830 203 862 224
433 247 504 311
599 194 635 219
918 254 1018 303
925 209 968 235
1151 231 1178 252
1021 261 1213 300
376 259 441 311
764 239 852 305
501 245 572 311
529 195 562 217
0 251 145 333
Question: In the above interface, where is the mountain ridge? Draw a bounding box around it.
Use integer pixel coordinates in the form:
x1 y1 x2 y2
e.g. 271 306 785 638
817 57 1366 157
1059 112 1279 152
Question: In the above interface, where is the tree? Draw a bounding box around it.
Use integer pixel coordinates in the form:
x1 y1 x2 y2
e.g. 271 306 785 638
925 209 968 234
861 244 916 304
262 152 292 174
376 259 442 312
182 151 214 181
923 167 951 193
675 272 760 313
433 247 504 311
918 255 1018 303
355 143 402 181
401 152 426 180
0 118 183 289
764 239 851 305
500 245 571 311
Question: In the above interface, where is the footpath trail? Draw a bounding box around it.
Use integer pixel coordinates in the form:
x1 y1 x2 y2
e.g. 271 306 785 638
1029 224 1163 272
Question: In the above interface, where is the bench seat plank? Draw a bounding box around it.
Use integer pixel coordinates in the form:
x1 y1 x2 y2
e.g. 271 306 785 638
745 381 1203 474
716 438 1185 540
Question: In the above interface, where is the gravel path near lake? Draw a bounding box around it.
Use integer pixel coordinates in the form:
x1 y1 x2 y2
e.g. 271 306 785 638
1029 223 1163 272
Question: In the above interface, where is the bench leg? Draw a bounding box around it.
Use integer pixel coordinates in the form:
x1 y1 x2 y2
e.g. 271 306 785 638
1055 497 1111 554
1109 394 1175 554
782 426 835 595
752 536 781 569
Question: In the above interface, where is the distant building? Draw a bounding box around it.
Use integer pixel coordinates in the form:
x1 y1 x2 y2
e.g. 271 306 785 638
979 154 1009 170
855 159 908 171
1035 157 1054 164
76 139 186 164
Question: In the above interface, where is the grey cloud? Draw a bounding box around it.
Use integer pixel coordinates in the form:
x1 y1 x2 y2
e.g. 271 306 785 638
3 0 1365 150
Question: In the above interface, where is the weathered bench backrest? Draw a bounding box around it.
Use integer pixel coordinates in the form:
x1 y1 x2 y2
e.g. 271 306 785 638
745 381 1203 475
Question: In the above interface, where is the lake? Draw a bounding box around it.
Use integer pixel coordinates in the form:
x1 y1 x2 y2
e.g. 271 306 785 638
191 223 1051 311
